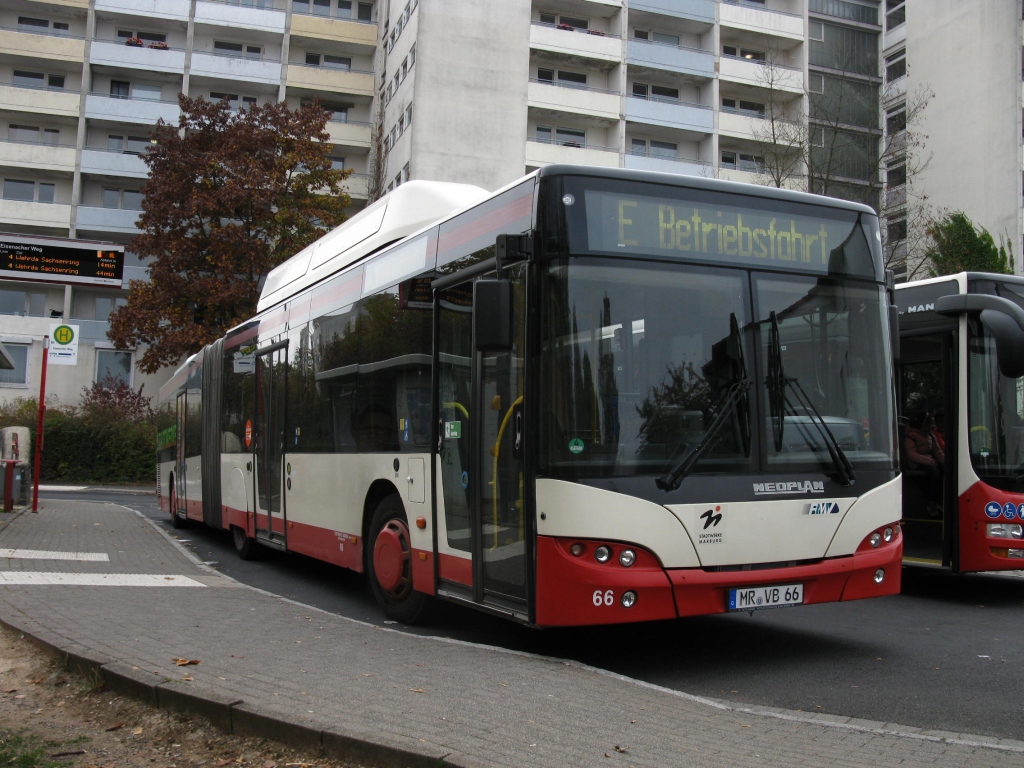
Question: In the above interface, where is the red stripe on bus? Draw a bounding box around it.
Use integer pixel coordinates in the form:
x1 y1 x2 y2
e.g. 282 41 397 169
957 480 1024 572
438 552 472 586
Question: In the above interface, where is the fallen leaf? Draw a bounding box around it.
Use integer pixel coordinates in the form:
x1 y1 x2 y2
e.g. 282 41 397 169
631 719 637 724
132 727 143 735
182 675 194 682
409 688 425 693
604 753 611 758
172 658 201 666
105 723 125 731
215 759 234 767
28 677 45 685
614 745 629 753
14 694 25 699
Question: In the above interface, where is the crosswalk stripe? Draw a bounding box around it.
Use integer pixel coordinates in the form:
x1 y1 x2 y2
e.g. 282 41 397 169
0 549 109 562
0 572 206 587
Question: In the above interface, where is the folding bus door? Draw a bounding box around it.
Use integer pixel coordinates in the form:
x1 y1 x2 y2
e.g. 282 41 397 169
434 265 528 617
253 342 288 548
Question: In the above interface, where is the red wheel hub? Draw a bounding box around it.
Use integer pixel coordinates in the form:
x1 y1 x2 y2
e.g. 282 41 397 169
373 519 412 596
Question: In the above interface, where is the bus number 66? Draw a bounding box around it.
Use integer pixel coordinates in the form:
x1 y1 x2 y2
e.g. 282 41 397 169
592 589 614 606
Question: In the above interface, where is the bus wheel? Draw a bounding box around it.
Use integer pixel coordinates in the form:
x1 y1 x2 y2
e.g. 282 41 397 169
367 494 429 624
232 525 259 560
170 487 185 529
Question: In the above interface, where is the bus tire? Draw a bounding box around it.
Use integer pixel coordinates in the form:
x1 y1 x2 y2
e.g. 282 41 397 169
366 494 430 625
170 486 185 529
232 524 259 560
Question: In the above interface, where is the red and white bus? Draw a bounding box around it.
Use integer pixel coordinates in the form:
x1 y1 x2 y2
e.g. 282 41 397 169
895 272 1024 571
158 165 903 626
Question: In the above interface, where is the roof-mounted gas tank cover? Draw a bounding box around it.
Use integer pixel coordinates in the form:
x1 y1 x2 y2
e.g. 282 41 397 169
257 180 489 312
936 293 1024 377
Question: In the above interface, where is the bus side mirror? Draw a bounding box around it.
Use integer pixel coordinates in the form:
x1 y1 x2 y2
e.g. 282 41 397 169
981 309 1024 378
474 279 512 351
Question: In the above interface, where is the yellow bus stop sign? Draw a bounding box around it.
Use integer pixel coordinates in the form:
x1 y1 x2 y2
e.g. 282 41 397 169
53 325 74 345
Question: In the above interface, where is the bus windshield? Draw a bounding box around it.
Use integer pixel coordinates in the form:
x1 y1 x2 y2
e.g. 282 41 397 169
967 281 1024 490
538 257 895 480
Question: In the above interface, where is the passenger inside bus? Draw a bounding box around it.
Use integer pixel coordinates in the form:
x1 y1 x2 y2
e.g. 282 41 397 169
902 409 944 516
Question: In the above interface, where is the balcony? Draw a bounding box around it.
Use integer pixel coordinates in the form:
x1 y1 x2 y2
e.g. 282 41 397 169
719 56 803 93
0 201 72 230
720 1 804 43
326 120 372 149
527 80 620 123
45 0 89 7
195 0 286 34
80 149 150 179
0 140 76 173
525 138 620 168
76 206 141 234
76 319 114 342
529 23 622 66
0 27 86 64
0 83 81 118
341 173 370 200
85 93 181 125
628 0 714 23
624 95 713 134
190 51 283 85
286 65 374 97
626 38 714 79
291 14 377 51
624 152 712 177
95 0 190 21
90 39 187 75
718 109 763 139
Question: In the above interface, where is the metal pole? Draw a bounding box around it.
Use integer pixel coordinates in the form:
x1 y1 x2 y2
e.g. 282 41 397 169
31 336 48 513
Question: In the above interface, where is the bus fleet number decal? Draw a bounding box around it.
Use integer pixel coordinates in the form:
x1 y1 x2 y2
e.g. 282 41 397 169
592 590 615 607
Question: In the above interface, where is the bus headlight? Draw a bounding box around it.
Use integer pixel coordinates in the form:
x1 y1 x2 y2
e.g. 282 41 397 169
869 533 882 548
883 527 894 543
621 591 637 608
987 524 1024 539
619 549 636 567
594 546 611 563
873 569 885 584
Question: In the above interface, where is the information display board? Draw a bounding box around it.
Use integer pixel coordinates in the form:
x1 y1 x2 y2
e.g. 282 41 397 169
0 235 124 286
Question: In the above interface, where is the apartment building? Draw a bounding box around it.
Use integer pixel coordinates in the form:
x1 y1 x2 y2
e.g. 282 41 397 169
0 0 377 405
880 0 1023 280
377 0 882 203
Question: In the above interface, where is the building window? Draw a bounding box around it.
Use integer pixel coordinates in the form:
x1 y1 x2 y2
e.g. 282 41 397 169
887 161 906 188
17 17 67 34
721 97 765 117
110 80 130 99
632 82 648 98
808 21 824 41
215 40 262 58
9 125 59 145
132 83 163 101
887 217 907 242
107 135 153 154
808 72 824 93
116 29 167 44
886 0 906 30
650 140 677 158
305 100 349 121
539 12 588 30
306 52 351 70
721 150 737 169
72 292 126 321
723 44 766 62
556 70 587 88
13 70 64 90
103 189 143 210
3 179 53 203
211 92 257 110
0 289 45 317
0 344 28 386
96 349 132 386
886 105 907 135
885 50 906 82
652 31 679 46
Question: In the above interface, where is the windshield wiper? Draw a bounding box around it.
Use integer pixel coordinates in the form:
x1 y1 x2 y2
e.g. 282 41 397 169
766 312 856 487
657 314 751 492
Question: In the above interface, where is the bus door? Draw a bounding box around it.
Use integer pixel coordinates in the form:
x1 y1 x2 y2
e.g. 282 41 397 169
900 330 957 567
435 265 528 618
253 342 288 548
174 392 186 515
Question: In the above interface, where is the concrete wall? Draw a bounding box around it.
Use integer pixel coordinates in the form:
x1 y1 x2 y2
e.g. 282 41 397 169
411 0 530 190
910 0 1023 268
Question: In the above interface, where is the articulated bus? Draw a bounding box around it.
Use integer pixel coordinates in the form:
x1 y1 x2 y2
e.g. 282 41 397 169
158 165 903 626
895 272 1024 571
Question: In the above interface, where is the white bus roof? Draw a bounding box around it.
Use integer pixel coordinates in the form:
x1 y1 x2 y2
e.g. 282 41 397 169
257 180 488 313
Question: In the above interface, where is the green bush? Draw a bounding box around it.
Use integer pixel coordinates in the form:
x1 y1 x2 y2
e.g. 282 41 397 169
0 380 168 484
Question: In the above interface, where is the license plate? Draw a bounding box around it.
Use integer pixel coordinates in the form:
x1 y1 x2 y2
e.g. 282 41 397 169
728 583 803 611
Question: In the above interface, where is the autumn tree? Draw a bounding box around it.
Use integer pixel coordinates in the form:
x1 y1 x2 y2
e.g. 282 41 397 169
109 95 352 373
923 212 1014 277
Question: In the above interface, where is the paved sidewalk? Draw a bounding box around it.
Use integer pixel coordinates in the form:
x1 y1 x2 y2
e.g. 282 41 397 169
0 501 1021 768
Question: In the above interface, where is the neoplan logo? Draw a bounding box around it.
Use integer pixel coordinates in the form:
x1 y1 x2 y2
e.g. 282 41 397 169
701 508 722 529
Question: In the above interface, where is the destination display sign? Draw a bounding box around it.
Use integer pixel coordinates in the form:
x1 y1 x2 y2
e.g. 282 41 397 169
0 235 124 286
583 190 865 276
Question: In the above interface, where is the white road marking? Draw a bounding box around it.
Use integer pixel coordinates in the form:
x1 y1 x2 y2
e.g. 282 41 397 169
0 549 109 562
0 572 206 587
36 485 88 491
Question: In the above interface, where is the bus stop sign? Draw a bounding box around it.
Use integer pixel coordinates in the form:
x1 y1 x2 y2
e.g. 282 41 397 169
48 324 79 366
